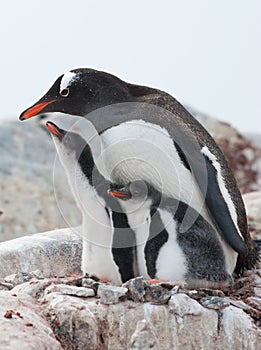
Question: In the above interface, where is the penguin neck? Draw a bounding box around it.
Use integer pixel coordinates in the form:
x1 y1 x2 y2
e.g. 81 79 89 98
146 185 163 209
77 143 110 195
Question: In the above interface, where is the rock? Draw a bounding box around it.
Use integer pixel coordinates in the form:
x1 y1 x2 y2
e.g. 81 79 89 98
246 297 261 311
82 278 100 294
123 276 148 302
0 291 62 350
0 227 82 278
225 298 249 311
129 320 160 350
97 284 128 304
188 288 225 301
254 288 261 298
0 281 13 291
0 276 260 349
169 293 203 317
41 285 260 350
243 191 261 240
144 284 173 305
12 279 56 298
45 284 95 298
43 292 100 350
4 270 43 286
200 296 230 310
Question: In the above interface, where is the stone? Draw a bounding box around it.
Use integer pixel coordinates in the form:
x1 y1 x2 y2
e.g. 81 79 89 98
45 283 95 298
43 292 99 350
12 279 56 298
168 293 203 317
254 288 261 298
243 191 261 240
82 277 100 294
0 281 13 291
129 320 160 350
42 286 260 350
224 298 249 311
246 297 261 311
0 291 62 350
0 227 82 279
4 271 40 286
0 277 259 350
122 276 148 302
144 284 173 305
200 296 230 310
97 284 128 304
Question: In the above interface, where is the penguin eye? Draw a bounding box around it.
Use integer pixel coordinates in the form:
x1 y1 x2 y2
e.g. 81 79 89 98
60 88 70 97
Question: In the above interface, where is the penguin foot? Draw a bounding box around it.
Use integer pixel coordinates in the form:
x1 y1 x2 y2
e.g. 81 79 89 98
147 279 167 285
68 274 81 278
99 278 112 283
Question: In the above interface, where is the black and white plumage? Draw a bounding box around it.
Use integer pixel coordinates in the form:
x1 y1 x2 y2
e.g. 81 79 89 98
46 120 137 284
109 180 233 288
19 68 259 271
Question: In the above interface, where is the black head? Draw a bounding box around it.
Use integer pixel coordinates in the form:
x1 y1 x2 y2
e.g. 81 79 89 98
19 68 134 121
46 121 85 154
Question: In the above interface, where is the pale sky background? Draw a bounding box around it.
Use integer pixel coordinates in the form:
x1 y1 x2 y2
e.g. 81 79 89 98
1 0 260 133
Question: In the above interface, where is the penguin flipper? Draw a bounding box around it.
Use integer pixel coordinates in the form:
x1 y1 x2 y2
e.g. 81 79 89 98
193 151 248 256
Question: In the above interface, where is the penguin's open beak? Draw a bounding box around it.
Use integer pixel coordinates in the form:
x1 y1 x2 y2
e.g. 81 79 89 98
108 187 132 200
19 100 56 120
46 121 64 141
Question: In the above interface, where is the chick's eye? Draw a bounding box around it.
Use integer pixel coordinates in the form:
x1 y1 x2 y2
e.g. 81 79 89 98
65 135 71 143
60 88 69 97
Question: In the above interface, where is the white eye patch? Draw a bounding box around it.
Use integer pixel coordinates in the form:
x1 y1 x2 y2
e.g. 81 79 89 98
60 71 80 94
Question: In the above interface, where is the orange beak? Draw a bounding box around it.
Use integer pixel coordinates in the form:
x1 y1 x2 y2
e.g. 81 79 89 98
19 100 56 120
46 121 63 141
108 188 131 200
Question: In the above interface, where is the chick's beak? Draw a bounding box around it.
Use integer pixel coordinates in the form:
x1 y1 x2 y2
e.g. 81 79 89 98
107 188 132 200
46 121 63 141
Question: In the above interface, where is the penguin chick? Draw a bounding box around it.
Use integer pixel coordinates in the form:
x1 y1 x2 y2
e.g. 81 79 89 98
109 180 234 288
46 121 137 285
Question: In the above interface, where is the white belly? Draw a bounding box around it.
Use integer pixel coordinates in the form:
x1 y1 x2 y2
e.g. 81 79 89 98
66 165 122 285
100 120 209 220
81 215 122 285
120 199 152 279
155 209 187 281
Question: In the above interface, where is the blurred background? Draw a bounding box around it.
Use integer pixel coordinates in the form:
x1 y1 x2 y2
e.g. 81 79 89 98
0 0 260 241
1 0 260 133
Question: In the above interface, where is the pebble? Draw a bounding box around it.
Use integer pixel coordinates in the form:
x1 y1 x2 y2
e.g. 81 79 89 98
97 284 128 305
145 284 173 305
123 277 148 302
45 284 95 297
254 287 261 298
82 278 100 294
0 280 13 290
246 297 261 311
4 270 44 286
200 296 230 310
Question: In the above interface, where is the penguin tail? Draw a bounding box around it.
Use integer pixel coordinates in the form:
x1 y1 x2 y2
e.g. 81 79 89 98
234 239 261 277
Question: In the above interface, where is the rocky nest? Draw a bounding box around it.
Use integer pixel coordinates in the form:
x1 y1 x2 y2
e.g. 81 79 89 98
0 268 260 350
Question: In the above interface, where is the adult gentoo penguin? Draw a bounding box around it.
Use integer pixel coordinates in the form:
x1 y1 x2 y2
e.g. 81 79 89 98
46 120 137 284
19 68 259 271
109 180 233 288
